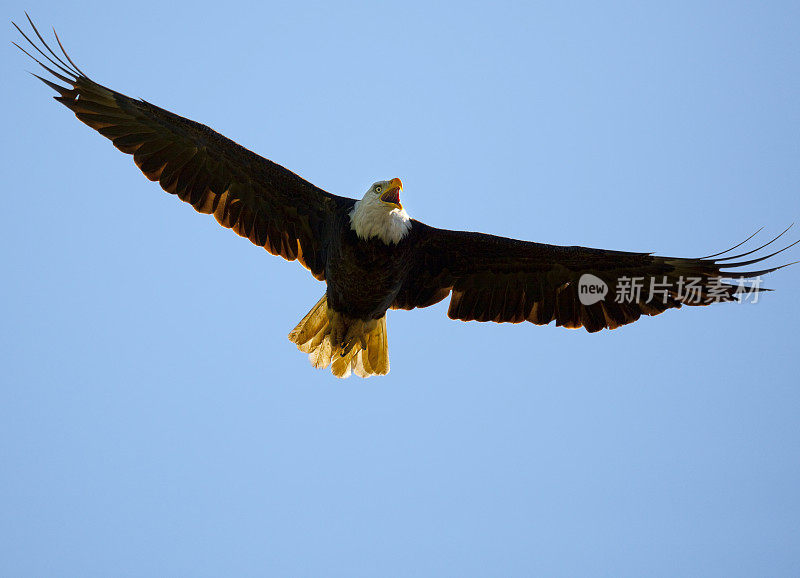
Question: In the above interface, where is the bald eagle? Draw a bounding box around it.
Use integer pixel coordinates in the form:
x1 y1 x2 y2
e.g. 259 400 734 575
15 17 796 378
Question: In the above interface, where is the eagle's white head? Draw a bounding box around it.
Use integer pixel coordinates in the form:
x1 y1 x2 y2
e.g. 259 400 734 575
349 178 411 245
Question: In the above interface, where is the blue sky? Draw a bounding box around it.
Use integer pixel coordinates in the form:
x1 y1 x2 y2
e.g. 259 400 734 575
2 1 799 576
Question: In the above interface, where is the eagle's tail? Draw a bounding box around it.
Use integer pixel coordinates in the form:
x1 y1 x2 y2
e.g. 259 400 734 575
288 294 390 378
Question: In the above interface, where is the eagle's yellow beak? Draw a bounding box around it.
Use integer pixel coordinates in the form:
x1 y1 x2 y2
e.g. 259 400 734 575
380 177 403 209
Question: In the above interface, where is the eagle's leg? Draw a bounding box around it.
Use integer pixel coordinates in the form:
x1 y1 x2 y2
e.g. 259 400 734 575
339 321 374 356
288 294 390 378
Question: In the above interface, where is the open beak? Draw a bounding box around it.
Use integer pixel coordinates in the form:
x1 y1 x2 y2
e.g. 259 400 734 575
380 177 403 209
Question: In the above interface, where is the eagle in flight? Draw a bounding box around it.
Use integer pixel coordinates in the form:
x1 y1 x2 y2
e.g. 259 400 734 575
15 16 796 378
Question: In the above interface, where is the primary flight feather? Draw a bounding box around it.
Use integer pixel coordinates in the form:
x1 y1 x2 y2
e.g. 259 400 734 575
15 16 796 378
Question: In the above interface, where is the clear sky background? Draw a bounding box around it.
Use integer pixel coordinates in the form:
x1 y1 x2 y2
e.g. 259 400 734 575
2 1 799 576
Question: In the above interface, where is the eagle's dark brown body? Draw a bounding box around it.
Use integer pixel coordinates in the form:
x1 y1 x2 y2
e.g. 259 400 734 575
326 216 415 320
15 16 795 377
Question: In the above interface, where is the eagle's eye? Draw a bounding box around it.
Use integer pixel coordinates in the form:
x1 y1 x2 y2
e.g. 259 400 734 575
375 185 382 193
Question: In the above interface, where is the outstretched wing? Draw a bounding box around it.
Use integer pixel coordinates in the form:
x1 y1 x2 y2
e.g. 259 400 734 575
394 222 796 332
14 16 353 280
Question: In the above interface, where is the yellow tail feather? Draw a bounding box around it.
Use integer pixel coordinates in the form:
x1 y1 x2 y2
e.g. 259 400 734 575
288 294 390 378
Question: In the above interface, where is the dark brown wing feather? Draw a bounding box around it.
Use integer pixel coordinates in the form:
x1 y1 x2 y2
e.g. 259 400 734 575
394 222 796 332
15 16 353 280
